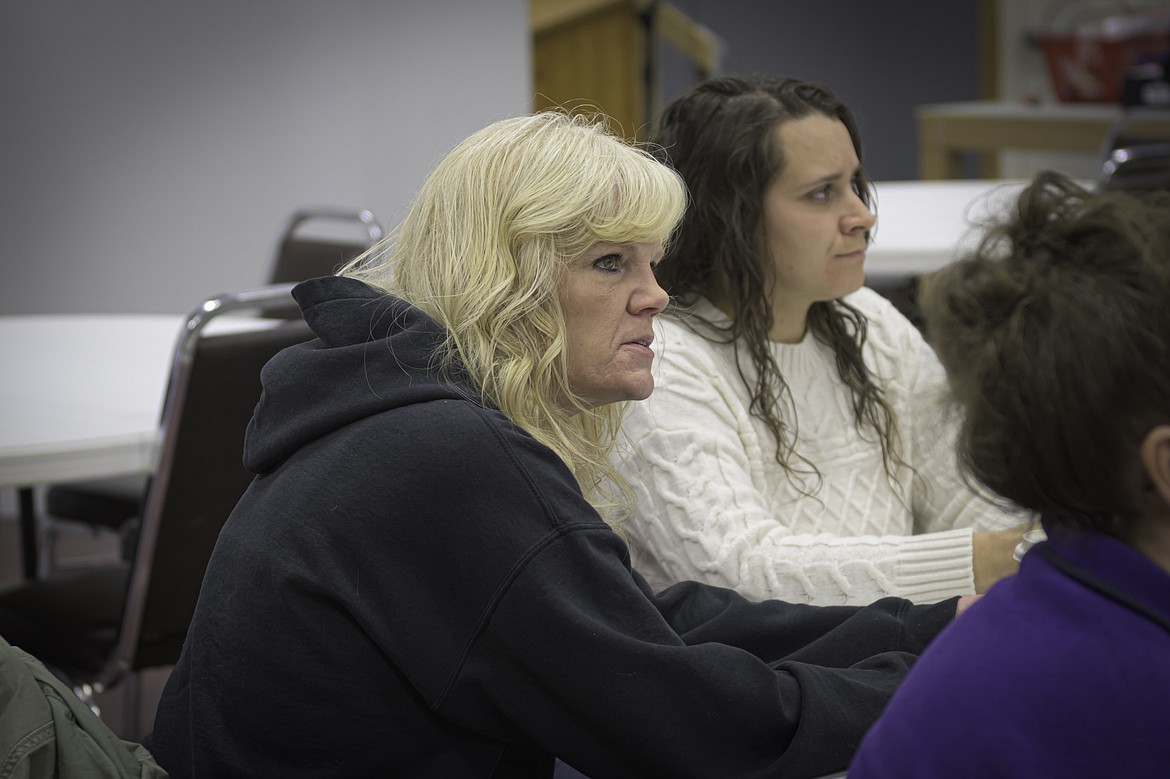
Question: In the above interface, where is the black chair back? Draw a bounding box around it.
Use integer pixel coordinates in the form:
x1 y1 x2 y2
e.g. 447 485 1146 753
39 210 379 542
0 286 315 737
111 287 314 677
1100 141 1170 191
1097 108 1170 192
267 207 384 284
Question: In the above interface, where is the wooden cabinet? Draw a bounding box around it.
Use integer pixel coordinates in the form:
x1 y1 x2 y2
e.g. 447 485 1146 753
530 0 718 140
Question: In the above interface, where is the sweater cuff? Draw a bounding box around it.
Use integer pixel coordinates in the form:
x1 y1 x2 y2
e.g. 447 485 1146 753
895 527 974 604
896 596 961 652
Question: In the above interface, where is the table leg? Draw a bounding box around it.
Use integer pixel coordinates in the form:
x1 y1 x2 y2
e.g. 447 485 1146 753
18 487 37 579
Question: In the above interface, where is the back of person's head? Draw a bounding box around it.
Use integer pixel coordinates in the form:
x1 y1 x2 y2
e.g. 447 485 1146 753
342 111 685 525
922 171 1170 536
653 74 870 303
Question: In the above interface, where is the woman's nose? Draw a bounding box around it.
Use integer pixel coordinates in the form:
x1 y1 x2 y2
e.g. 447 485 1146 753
632 269 669 315
842 191 876 233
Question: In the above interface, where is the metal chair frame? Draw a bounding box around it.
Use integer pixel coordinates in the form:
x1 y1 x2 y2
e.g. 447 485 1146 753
108 285 307 686
37 207 381 571
1 285 313 738
267 206 385 284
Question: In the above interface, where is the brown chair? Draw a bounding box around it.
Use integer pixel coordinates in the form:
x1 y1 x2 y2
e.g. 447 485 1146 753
0 285 314 737
268 206 384 284
262 206 384 318
39 208 381 565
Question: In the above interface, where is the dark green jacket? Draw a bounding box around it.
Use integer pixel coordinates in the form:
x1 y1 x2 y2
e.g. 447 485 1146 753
0 635 166 778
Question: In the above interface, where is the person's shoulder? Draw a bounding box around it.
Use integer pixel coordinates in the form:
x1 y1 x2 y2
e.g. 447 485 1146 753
841 286 929 365
656 299 734 368
372 397 597 517
840 286 909 328
390 396 540 458
881 595 1024 719
659 300 724 340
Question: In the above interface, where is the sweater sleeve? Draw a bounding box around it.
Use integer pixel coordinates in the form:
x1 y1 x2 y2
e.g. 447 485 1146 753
620 314 977 606
447 522 957 779
879 298 1032 535
379 406 957 779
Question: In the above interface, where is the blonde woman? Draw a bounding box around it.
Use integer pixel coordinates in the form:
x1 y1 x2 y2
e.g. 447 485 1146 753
142 112 964 778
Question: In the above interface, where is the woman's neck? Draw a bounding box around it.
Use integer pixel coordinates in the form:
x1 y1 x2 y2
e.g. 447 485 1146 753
767 308 808 344
706 288 809 344
1127 515 1170 577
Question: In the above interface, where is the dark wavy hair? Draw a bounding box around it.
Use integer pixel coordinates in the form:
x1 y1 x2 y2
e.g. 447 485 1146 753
652 74 899 488
921 171 1170 536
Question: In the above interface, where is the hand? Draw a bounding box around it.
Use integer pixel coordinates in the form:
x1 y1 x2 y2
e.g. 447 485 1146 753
955 594 981 618
972 525 1030 593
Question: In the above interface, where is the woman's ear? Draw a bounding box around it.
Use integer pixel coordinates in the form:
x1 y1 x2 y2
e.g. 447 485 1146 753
1139 425 1170 510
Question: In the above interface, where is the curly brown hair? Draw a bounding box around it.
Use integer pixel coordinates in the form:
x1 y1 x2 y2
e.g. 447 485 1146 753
652 74 900 489
921 171 1170 536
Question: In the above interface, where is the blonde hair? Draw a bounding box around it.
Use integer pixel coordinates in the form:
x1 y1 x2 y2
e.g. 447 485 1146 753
342 112 686 528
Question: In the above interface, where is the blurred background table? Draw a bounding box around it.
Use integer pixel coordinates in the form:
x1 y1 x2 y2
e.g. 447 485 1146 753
1 312 278 579
916 100 1170 179
0 315 178 489
1 314 179 579
865 179 1025 280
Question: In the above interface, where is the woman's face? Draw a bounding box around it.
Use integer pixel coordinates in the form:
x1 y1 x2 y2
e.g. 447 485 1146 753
558 240 668 410
760 113 875 340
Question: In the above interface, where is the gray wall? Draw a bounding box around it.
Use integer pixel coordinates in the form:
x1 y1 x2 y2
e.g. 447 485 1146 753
1 1 987 315
662 0 981 181
0 0 530 314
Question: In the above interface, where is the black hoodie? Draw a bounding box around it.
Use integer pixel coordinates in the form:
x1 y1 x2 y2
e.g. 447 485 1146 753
146 275 955 779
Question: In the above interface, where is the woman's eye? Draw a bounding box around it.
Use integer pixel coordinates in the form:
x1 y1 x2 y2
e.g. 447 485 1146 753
808 185 832 203
594 254 621 272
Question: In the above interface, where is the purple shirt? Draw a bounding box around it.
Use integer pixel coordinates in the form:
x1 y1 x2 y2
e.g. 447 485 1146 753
850 530 1170 778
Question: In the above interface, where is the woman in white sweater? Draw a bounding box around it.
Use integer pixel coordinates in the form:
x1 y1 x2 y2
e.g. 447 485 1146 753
619 75 1029 606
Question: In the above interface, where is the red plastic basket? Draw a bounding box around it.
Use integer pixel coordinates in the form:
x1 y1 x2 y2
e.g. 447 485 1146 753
1037 28 1169 102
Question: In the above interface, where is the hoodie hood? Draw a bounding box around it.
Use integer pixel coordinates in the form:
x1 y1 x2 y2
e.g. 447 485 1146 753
244 275 472 474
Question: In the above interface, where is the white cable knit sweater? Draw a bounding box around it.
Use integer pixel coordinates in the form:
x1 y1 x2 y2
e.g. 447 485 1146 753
619 288 1024 606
